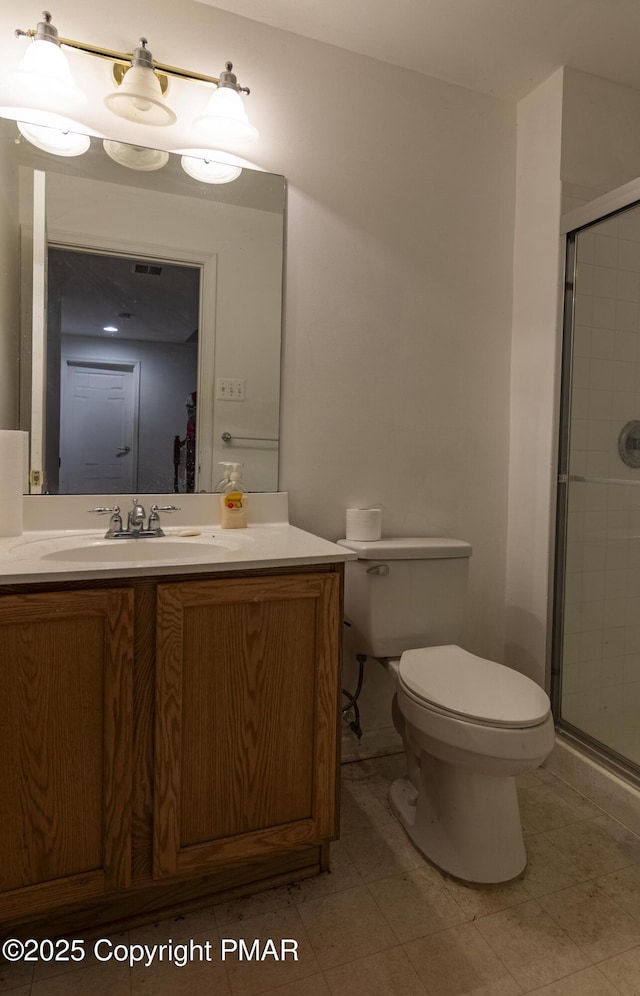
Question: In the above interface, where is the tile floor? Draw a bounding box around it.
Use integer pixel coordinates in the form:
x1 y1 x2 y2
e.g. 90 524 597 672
3 753 640 995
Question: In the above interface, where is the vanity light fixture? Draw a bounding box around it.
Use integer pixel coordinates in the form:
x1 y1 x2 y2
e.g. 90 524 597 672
103 139 169 171
180 152 242 184
0 11 86 130
2 11 260 148
103 39 176 127
16 120 90 156
193 63 259 144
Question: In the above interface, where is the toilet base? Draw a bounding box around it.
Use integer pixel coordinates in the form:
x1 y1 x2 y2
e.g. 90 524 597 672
389 754 527 884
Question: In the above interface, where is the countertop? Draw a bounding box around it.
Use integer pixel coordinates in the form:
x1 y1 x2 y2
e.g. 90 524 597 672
0 523 355 585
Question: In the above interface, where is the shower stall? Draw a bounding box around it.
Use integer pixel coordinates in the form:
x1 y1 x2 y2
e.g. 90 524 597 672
554 187 640 784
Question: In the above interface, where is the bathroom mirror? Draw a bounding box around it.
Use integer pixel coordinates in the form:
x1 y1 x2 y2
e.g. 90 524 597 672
0 116 285 494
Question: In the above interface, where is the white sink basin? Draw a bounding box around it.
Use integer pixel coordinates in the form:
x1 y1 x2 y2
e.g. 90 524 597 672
9 532 245 564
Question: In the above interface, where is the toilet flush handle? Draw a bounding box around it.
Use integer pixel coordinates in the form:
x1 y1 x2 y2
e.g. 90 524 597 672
367 564 389 576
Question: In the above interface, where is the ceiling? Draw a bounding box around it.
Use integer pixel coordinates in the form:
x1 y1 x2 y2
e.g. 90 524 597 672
195 0 640 102
50 249 200 344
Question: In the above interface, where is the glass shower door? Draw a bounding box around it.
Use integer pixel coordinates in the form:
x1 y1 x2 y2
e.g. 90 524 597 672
556 201 640 775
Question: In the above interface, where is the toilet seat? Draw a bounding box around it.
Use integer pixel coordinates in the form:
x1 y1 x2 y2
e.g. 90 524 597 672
399 645 550 729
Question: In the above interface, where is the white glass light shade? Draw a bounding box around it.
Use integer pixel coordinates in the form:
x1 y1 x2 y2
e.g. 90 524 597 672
181 153 242 184
103 140 169 171
0 38 87 128
193 86 259 144
17 121 90 157
104 65 176 126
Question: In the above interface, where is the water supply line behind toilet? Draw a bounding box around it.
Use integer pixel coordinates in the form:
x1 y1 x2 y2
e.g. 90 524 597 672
342 620 366 739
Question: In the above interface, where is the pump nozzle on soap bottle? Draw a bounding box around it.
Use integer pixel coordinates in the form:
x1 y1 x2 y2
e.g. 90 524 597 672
215 462 233 492
220 463 248 528
224 464 245 491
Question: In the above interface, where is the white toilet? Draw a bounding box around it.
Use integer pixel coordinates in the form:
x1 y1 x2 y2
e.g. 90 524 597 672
338 537 555 884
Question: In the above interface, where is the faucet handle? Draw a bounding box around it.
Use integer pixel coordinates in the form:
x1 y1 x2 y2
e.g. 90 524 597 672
147 503 181 536
89 505 123 537
148 504 180 527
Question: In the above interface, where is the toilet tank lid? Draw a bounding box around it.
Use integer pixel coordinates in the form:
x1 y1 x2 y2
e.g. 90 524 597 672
337 537 472 560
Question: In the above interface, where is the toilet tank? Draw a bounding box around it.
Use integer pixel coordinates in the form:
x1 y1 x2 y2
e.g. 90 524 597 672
338 537 472 659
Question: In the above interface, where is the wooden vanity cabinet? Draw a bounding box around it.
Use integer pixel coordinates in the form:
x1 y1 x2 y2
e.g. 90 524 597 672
0 565 342 932
0 589 133 922
153 572 340 878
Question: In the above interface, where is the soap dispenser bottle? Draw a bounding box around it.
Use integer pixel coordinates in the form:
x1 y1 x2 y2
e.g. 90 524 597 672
215 462 233 492
220 464 248 528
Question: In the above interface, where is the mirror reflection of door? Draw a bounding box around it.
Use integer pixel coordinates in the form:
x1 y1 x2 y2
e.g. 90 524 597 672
47 248 200 495
60 359 139 494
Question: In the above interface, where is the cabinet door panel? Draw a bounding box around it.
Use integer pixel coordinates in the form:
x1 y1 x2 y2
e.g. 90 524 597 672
154 573 340 878
0 589 133 920
181 595 317 842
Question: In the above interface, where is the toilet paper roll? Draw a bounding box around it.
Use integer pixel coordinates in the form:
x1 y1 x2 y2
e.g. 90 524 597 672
0 431 26 536
346 507 382 542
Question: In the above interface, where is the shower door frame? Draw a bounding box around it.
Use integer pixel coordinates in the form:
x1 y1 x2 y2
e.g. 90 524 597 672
552 176 640 787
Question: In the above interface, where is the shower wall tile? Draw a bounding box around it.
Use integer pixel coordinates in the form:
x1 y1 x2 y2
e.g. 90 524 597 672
574 325 592 356
592 328 615 358
619 211 640 240
617 239 640 270
587 452 609 476
603 598 627 627
603 627 626 656
615 299 639 331
588 389 612 418
594 235 618 267
580 601 603 631
617 269 640 300
623 656 640 681
602 656 625 685
614 330 637 360
593 266 618 298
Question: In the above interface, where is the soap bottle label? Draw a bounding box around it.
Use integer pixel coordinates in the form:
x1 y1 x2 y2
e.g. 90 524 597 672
220 490 248 528
224 492 243 510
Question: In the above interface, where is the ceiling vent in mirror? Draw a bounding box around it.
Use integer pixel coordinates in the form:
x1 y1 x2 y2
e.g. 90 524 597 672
133 263 163 276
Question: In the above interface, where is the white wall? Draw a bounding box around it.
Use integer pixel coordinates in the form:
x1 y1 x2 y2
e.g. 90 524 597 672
561 69 640 198
506 70 564 685
0 0 517 669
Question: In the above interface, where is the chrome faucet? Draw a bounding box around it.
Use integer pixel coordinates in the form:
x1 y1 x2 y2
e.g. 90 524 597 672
89 499 180 538
127 498 147 534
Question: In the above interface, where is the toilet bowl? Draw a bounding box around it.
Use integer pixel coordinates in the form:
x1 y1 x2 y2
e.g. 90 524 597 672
386 646 554 883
